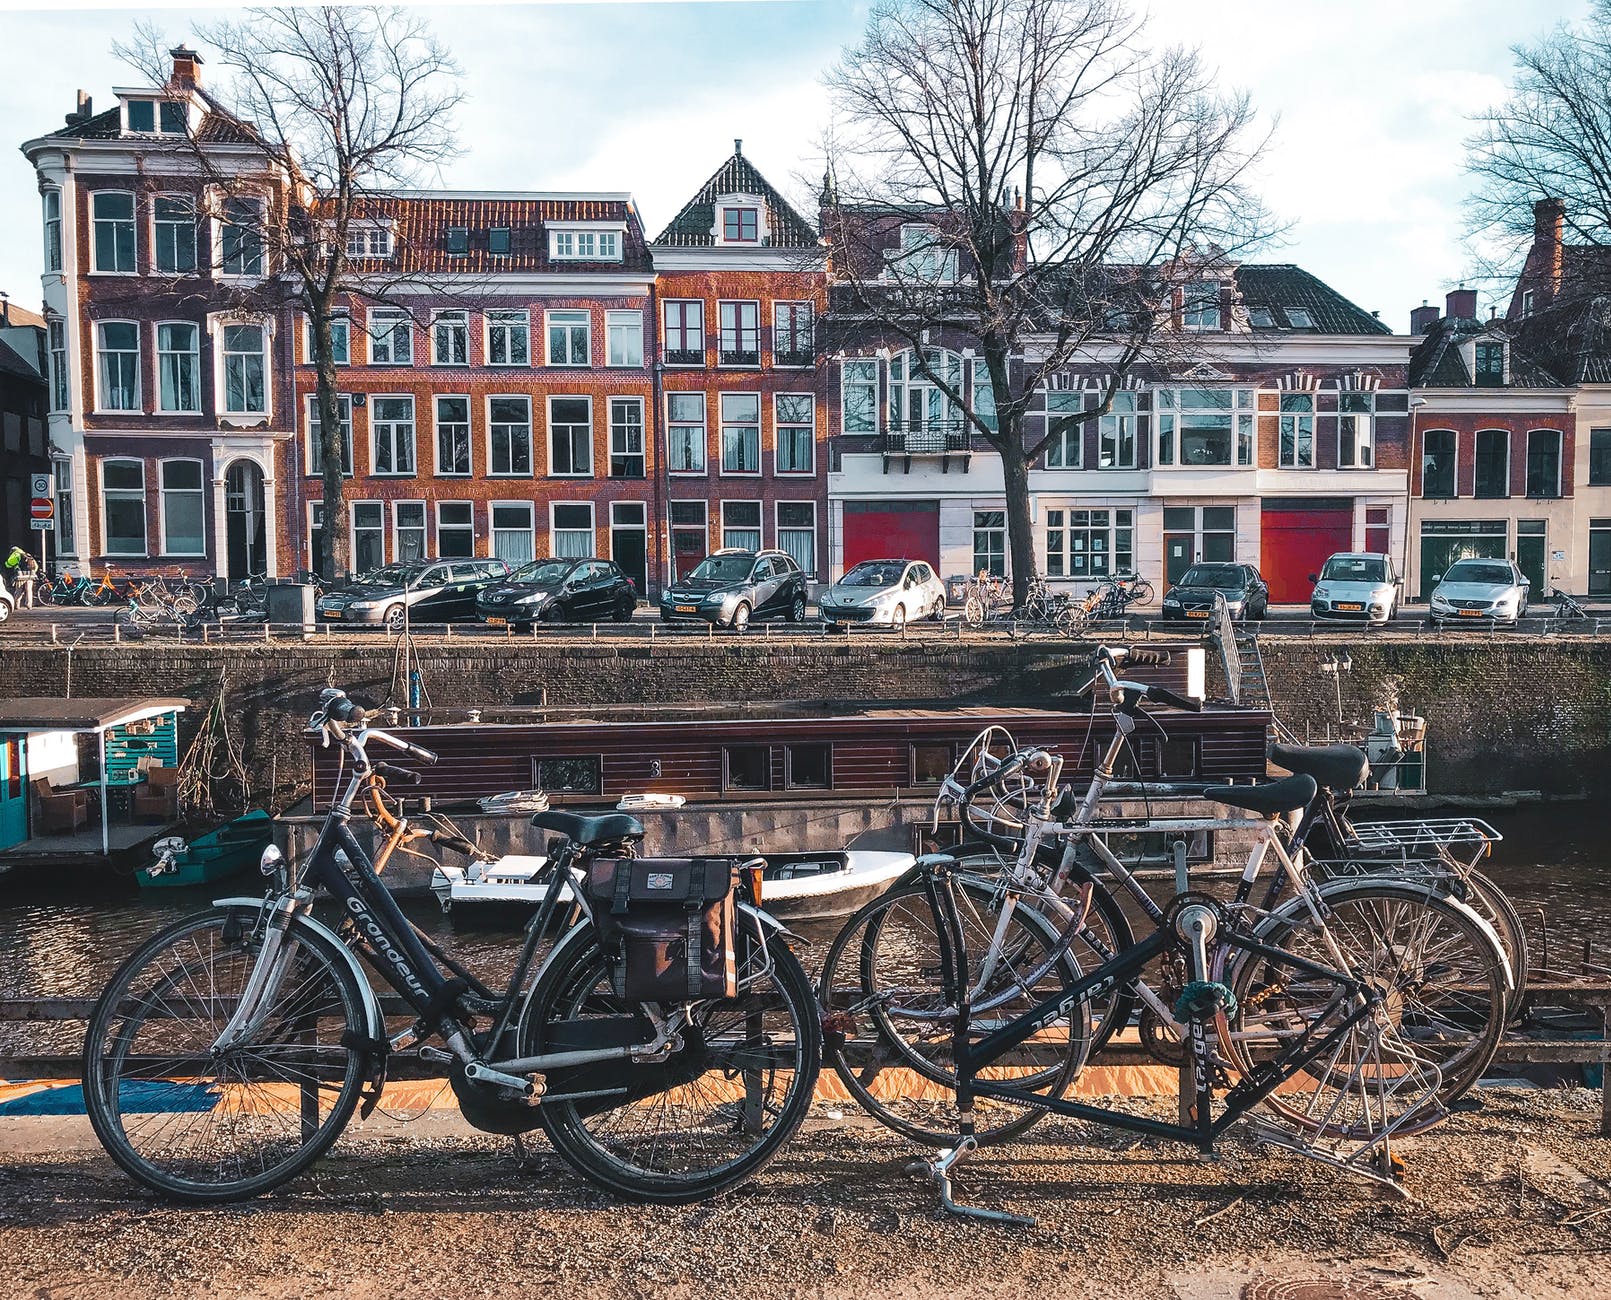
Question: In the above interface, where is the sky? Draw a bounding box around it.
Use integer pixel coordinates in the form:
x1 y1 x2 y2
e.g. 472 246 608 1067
0 0 1589 333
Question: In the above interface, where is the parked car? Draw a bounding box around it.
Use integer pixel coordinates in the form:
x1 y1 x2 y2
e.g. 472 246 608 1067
1159 563 1269 621
659 548 809 630
819 559 946 629
1428 558 1530 625
1309 552 1401 623
0 573 12 623
476 557 637 628
316 558 510 630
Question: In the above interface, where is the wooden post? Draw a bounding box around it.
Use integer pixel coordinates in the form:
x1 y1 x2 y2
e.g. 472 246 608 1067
1601 1002 1611 1138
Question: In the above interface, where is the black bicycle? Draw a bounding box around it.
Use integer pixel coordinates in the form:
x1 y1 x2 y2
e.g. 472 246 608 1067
82 688 819 1204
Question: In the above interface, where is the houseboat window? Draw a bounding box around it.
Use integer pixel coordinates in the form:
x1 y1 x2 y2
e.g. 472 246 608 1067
912 743 954 784
1157 738 1199 779
725 747 771 791
787 744 830 789
535 756 600 795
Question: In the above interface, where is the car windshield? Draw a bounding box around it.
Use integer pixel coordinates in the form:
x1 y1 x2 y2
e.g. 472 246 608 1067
1444 561 1512 585
840 562 904 588
360 565 411 587
1321 557 1386 583
688 554 754 583
1178 565 1243 589
511 560 572 585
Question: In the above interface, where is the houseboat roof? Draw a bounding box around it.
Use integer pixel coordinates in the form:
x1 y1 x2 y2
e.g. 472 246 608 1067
0 697 188 733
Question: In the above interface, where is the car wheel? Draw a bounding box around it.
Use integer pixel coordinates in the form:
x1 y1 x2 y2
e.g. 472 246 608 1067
613 601 633 623
932 597 946 621
383 604 406 633
1254 599 1268 622
0 599 10 624
788 593 806 622
891 603 906 631
730 602 751 632
540 603 565 624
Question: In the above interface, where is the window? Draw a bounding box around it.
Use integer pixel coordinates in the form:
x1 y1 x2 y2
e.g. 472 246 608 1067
154 196 196 273
445 227 468 256
609 398 644 477
54 460 75 556
1526 429 1563 498
307 394 353 476
221 324 266 414
345 226 392 259
1155 387 1255 467
1521 290 1535 318
971 359 998 433
551 503 595 558
487 310 529 366
42 190 61 272
156 322 200 413
547 310 590 365
351 502 385 573
103 459 147 555
1474 341 1505 387
432 310 468 365
722 207 760 243
1099 391 1138 468
1247 306 1275 328
491 502 535 565
1338 391 1374 468
490 397 532 475
435 396 471 476
47 320 68 411
1183 281 1221 330
394 501 426 562
1474 429 1509 499
668 393 706 473
220 197 263 276
96 322 140 411
842 359 879 433
606 311 643 367
889 349 961 439
774 302 814 366
126 99 156 132
536 756 602 795
488 227 511 256
160 100 186 134
1278 392 1315 468
1591 429 1611 486
437 501 475 557
718 301 760 366
895 223 957 282
371 396 416 475
1285 307 1315 329
368 309 412 364
305 315 350 365
912 743 954 785
973 511 1006 576
663 300 704 364
787 743 830 789
775 394 814 474
92 192 136 273
1421 429 1457 498
159 459 205 555
548 397 592 476
721 500 761 551
1044 392 1083 468
549 228 620 261
720 393 761 473
723 746 770 791
308 501 324 568
1364 506 1391 556
1046 509 1133 578
777 502 816 575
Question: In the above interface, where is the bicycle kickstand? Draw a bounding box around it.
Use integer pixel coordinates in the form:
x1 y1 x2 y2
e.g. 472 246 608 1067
908 1134 1037 1228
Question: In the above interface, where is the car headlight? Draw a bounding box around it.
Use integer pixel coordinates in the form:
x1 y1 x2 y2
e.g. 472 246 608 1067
1430 594 1451 610
516 591 547 605
1312 586 1330 600
1162 598 1179 608
347 599 378 612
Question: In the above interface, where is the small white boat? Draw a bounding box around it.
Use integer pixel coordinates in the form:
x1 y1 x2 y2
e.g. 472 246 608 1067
429 849 912 921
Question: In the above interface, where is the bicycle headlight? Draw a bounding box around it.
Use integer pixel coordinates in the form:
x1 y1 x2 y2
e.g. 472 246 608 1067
259 843 289 890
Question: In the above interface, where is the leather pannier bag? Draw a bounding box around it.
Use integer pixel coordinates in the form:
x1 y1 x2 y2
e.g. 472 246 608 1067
585 858 739 1001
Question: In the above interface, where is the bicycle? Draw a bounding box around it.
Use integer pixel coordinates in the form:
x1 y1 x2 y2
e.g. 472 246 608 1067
961 570 1011 627
37 569 95 606
1549 582 1588 625
82 688 820 1203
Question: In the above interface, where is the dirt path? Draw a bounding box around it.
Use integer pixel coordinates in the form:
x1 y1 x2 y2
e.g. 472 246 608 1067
2 1088 1610 1299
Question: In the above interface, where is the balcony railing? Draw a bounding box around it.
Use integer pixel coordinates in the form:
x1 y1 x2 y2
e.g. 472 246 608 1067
663 345 704 366
771 328 815 368
719 346 760 367
879 421 970 456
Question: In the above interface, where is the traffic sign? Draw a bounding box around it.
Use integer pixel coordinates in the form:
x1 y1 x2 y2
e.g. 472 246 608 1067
30 518 53 532
30 473 50 498
30 498 53 520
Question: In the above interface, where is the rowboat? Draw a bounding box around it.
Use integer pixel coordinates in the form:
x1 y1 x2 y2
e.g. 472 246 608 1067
136 810 275 888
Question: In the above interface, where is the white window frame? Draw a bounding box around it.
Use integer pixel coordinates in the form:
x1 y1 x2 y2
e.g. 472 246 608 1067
1154 386 1257 468
91 190 137 275
217 196 265 278
972 509 1006 577
306 501 324 569
773 392 815 475
94 319 141 414
435 500 476 558
486 309 530 367
345 224 394 260
1044 392 1084 469
1098 391 1138 469
841 359 880 434
487 394 534 477
47 319 68 412
157 457 207 557
720 499 763 552
490 500 536 566
1527 427 1565 499
219 320 270 417
545 309 591 366
304 313 350 365
547 227 623 262
606 310 644 367
667 391 707 474
433 393 472 477
1182 281 1221 330
775 501 817 577
547 394 594 477
608 396 645 478
304 393 354 477
42 189 62 273
550 501 596 559
1278 392 1316 470
101 457 148 557
662 299 704 364
154 321 201 415
717 300 761 367
971 358 998 433
392 499 428 564
367 309 413 365
431 309 469 366
349 499 386 573
1338 391 1375 469
718 391 762 476
370 394 417 477
1044 507 1134 579
152 193 197 275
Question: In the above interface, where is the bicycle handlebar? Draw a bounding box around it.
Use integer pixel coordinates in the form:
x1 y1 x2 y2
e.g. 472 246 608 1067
1145 683 1202 713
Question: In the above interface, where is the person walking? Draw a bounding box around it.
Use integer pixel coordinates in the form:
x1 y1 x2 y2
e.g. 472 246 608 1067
5 546 37 608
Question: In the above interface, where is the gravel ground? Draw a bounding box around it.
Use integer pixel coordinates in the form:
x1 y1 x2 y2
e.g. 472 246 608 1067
2 1087 1610 1299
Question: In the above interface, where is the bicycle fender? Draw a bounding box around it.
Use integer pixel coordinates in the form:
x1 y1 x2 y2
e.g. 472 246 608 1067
740 900 807 947
212 897 387 1041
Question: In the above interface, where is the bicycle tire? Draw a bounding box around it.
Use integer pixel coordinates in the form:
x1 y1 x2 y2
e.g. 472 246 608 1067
1131 579 1154 605
519 918 819 1204
962 595 985 628
1461 868 1529 1018
83 905 369 1202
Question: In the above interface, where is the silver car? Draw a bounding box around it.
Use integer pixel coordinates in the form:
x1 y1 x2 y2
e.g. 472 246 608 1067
1428 558 1530 626
819 558 947 629
1309 552 1401 623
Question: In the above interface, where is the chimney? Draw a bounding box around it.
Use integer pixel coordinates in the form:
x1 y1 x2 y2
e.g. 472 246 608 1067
1409 300 1440 335
170 45 203 87
66 90 93 126
1445 287 1478 320
1534 196 1565 302
733 138 743 157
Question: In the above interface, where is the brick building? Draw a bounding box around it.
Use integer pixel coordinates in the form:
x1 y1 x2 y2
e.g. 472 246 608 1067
0 303 50 563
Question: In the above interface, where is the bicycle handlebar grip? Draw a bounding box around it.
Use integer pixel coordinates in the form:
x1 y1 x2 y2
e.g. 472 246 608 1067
963 751 1027 799
1125 647 1170 667
1146 684 1203 712
403 742 439 764
374 762 423 786
430 830 479 858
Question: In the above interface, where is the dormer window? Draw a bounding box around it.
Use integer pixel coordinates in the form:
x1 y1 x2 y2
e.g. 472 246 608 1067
124 98 187 134
1247 307 1275 329
893 224 958 283
723 207 759 243
549 228 622 261
346 225 393 259
488 227 511 255
127 100 155 132
1182 281 1221 330
1475 340 1505 387
1285 307 1315 329
446 227 469 256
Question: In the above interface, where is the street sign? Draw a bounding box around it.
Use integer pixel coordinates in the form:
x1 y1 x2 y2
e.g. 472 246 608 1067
29 473 50 498
30 498 52 520
30 518 53 532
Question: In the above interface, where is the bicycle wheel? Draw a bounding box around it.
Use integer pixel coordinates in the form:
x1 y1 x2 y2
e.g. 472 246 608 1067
1221 881 1507 1137
1131 579 1154 605
962 594 985 627
819 877 1088 1148
83 905 369 1202
519 918 819 1204
1460 868 1529 1018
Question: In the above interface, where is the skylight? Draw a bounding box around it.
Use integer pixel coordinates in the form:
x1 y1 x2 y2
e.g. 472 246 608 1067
1247 307 1275 328
1285 307 1315 329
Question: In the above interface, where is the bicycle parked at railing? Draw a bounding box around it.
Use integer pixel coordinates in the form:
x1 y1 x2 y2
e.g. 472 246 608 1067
960 569 1012 627
82 688 819 1204
1548 578 1589 626
36 569 96 606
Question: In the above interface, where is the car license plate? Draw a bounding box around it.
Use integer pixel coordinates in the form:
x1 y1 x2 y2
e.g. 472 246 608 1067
1337 602 1363 612
1458 609 1482 617
322 609 341 619
676 604 697 613
486 616 507 627
1186 609 1210 619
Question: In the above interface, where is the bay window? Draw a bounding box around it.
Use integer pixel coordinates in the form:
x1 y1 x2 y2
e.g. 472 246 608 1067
1155 387 1254 467
222 323 267 414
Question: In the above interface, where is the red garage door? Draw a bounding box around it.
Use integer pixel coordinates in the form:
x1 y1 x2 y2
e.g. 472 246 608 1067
1260 499 1354 604
843 500 940 572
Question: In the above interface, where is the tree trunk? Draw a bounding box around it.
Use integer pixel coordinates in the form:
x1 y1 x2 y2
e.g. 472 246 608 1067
1000 435 1037 608
310 308 348 582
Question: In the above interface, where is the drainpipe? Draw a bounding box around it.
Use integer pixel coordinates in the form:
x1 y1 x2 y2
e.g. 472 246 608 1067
649 280 669 594
1406 397 1426 599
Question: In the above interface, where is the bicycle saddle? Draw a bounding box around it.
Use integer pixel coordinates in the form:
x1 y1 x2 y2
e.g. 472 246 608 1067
1200 773 1318 816
1268 743 1369 793
531 810 645 844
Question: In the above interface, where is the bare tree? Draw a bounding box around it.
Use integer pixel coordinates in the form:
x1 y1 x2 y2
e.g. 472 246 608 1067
117 7 463 579
821 0 1272 603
